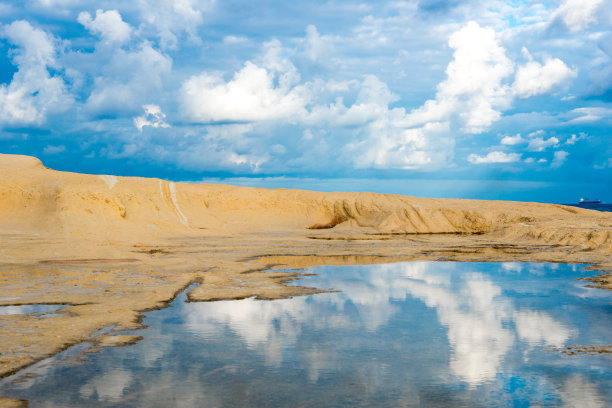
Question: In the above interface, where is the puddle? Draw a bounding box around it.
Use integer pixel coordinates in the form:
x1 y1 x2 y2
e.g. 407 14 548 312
1 262 611 407
0 304 67 315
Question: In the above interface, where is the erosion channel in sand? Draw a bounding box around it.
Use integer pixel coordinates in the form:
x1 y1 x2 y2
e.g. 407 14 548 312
1 153 611 386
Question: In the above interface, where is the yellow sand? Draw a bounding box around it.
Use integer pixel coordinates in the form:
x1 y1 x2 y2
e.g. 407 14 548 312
1 153 611 380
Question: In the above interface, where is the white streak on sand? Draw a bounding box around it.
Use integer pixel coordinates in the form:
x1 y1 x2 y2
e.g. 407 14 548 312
160 180 189 227
99 175 118 189
170 182 189 227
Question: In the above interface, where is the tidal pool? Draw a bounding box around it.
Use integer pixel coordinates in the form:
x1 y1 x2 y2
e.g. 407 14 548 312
0 304 67 315
1 262 611 407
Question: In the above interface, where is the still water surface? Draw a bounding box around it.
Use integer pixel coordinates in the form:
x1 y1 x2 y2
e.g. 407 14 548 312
2 262 611 407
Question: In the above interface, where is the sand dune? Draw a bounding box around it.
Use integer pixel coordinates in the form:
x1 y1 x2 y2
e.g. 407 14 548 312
1 153 610 249
1 153 611 379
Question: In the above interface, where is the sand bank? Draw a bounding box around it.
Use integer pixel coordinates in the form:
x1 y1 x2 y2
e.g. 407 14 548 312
1 153 611 379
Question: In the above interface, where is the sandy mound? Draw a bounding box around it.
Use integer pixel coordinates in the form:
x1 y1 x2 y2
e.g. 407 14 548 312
0 153 610 251
0 154 44 170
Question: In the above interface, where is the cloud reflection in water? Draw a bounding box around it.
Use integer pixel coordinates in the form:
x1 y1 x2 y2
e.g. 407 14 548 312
183 262 584 386
3 262 611 407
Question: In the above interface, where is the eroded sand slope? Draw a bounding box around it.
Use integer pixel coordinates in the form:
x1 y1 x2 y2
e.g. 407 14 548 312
1 153 611 380
2 153 610 248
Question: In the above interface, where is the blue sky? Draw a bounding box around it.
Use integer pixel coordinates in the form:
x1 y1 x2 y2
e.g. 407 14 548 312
0 0 610 202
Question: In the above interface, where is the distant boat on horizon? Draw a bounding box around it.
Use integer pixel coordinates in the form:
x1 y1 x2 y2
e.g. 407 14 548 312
563 199 611 212
579 198 602 204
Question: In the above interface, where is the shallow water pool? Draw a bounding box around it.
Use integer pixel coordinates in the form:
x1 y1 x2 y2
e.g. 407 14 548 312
1 262 611 407
0 304 67 315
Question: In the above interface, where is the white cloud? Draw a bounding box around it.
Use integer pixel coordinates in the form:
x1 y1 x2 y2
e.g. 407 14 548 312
134 104 170 131
85 42 172 114
0 20 72 127
404 21 514 134
353 21 518 171
528 130 545 137
180 62 307 122
527 136 559 152
78 9 132 45
180 41 308 123
223 35 248 44
141 123 271 172
303 75 399 127
551 150 569 168
567 107 612 123
301 25 335 63
171 20 587 173
513 57 576 98
43 144 66 155
468 151 521 164
74 8 174 115
565 132 587 145
552 0 604 32
351 120 446 170
501 134 525 145
137 0 215 49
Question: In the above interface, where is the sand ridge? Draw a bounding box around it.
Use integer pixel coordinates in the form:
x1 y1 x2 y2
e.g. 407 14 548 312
1 153 610 247
1 153 611 381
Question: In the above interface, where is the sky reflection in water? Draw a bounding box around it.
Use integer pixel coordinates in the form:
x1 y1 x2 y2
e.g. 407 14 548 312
2 262 611 407
0 304 66 315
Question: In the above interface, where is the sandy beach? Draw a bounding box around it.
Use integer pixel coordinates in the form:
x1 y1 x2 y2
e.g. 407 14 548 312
1 153 611 380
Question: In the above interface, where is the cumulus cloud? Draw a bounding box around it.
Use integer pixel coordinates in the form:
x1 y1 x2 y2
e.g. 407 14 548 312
180 41 308 122
85 42 172 115
501 134 525 145
78 9 132 45
134 104 170 131
180 62 307 122
353 21 518 170
404 21 513 134
0 5 596 176
304 75 399 127
137 0 215 49
0 20 72 127
468 151 521 164
527 136 559 152
175 21 580 172
552 0 604 32
350 120 446 170
138 123 271 172
75 8 174 115
565 132 587 145
513 57 577 98
301 25 335 63
551 150 569 168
